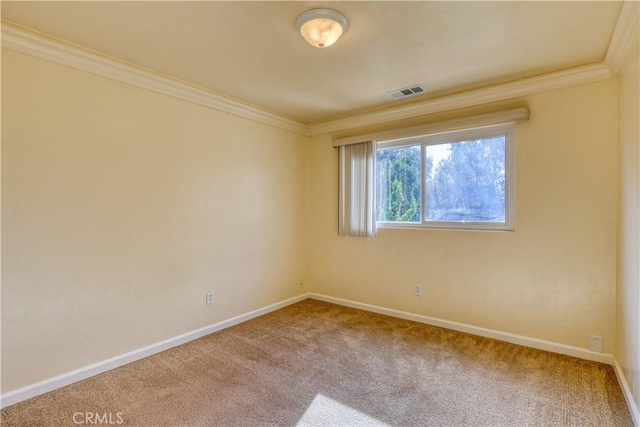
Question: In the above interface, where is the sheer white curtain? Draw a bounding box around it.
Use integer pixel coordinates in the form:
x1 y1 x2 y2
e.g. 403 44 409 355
338 141 376 237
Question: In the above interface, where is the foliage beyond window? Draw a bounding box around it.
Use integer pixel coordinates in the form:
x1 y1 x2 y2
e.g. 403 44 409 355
376 146 421 222
375 130 511 229
425 137 505 222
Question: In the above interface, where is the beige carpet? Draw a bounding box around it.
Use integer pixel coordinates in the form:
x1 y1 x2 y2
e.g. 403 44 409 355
1 299 633 426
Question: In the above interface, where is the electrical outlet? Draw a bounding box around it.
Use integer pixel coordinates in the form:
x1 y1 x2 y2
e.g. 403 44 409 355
414 284 422 296
299 281 304 289
589 335 603 352
206 291 214 305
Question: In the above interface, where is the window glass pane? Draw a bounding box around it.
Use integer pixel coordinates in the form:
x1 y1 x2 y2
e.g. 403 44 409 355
425 136 506 223
376 145 421 222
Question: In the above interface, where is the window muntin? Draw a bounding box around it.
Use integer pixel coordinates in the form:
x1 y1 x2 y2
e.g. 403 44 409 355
376 124 515 231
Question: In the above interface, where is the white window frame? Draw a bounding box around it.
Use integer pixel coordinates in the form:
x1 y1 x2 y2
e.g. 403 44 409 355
376 123 515 231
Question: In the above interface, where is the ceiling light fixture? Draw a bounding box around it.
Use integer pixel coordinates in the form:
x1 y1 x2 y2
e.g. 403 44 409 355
296 9 348 48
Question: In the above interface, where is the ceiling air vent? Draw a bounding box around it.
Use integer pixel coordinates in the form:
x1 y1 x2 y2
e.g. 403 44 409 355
388 84 426 99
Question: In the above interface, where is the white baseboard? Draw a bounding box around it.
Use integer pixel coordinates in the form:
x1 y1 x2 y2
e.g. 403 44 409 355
311 293 640 423
0 293 310 409
613 358 640 426
3 292 631 418
309 293 615 365
316 289 638 423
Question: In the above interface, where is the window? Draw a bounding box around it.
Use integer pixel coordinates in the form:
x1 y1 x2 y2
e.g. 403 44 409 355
376 124 515 231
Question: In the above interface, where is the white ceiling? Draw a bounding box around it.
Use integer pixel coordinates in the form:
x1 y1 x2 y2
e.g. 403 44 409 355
1 1 623 125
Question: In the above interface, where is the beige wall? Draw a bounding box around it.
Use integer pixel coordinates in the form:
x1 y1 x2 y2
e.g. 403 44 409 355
1 39 631 404
616 33 640 409
308 80 619 352
1 49 309 392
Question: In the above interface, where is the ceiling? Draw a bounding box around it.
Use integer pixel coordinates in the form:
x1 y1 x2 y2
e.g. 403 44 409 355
1 1 623 125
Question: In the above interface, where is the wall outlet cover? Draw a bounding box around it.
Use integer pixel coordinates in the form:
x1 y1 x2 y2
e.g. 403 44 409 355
588 335 603 352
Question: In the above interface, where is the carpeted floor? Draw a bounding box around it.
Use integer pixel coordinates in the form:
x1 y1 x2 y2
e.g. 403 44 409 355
1 299 633 426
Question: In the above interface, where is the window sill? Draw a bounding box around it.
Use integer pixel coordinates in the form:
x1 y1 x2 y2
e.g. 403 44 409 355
376 222 514 232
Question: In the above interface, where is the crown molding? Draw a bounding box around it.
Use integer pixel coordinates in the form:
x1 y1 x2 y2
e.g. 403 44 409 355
605 1 640 76
1 20 620 137
0 21 309 136
307 63 612 135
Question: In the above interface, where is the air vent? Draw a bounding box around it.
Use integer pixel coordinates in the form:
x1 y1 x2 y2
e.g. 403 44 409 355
388 84 427 99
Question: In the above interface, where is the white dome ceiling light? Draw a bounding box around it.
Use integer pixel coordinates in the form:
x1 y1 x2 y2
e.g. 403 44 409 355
296 9 348 48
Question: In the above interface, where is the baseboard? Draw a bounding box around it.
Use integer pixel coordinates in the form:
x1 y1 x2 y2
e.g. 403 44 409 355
613 358 640 426
312 293 640 422
309 293 614 365
1 292 626 413
0 293 310 409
